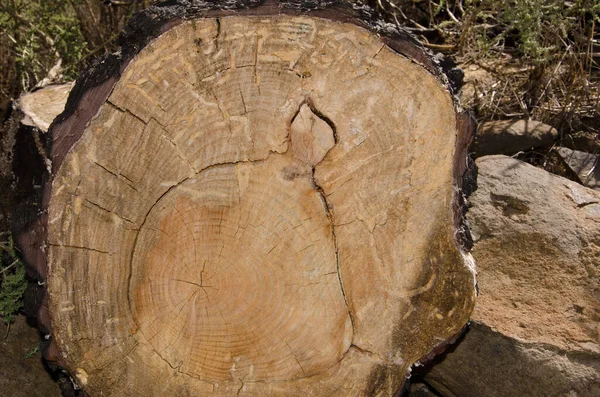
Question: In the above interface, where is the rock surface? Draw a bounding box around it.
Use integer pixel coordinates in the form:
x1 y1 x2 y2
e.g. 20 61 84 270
424 155 600 396
425 322 600 397
556 147 600 191
474 119 558 157
0 315 61 397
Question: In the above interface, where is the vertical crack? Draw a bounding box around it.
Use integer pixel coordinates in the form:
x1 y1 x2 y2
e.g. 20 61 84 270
253 34 260 92
311 168 355 336
293 98 354 335
214 18 221 51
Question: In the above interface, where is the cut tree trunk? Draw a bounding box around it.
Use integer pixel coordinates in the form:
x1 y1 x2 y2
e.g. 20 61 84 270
15 1 477 396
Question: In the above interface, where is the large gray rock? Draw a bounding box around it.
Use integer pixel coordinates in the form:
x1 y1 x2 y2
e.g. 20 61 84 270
475 119 558 157
424 155 600 397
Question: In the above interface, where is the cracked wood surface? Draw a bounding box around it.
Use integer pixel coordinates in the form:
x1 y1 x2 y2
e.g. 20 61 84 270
42 12 475 397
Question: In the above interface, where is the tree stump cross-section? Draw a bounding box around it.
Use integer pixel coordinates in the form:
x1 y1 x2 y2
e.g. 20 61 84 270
23 3 477 396
129 100 349 381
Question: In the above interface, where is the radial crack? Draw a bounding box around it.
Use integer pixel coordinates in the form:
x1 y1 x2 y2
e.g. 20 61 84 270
48 243 111 255
311 167 355 336
292 99 354 337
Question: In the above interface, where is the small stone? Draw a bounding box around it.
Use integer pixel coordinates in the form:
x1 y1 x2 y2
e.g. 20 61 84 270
474 119 558 157
555 147 600 191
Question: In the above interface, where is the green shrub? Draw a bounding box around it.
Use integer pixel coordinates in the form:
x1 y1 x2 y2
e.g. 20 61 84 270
0 0 86 93
0 233 27 325
0 0 150 101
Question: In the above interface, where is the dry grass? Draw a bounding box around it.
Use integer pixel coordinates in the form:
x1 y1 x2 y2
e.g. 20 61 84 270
371 0 600 139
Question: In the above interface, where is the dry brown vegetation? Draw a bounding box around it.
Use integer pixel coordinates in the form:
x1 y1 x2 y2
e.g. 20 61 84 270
371 0 600 137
